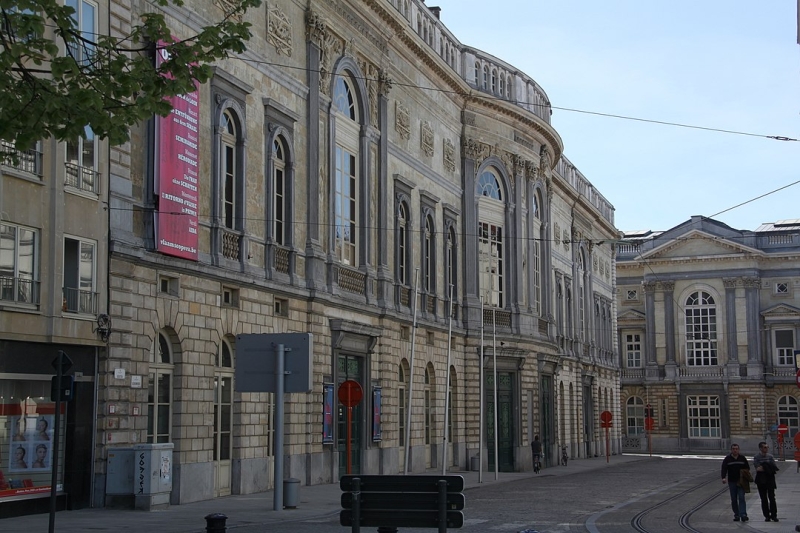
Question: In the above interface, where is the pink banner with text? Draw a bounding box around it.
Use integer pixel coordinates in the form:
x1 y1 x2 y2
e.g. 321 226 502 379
155 42 199 260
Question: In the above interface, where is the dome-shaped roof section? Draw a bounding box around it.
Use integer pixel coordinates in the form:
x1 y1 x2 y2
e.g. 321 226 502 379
386 0 552 125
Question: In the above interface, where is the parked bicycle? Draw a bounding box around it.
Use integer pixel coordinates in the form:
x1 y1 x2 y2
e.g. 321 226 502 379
561 445 568 467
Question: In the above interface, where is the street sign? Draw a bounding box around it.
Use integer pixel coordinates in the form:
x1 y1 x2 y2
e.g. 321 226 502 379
235 333 313 393
51 375 74 402
796 368 800 389
51 350 73 374
644 417 654 431
338 380 363 407
600 410 613 423
777 423 789 435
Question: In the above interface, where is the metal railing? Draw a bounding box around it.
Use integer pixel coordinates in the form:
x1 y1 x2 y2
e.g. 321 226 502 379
337 266 366 295
1 140 43 176
64 162 99 193
62 286 98 314
0 276 40 305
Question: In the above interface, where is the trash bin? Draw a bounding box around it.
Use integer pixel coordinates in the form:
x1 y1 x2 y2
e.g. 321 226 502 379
283 478 300 509
470 456 479 472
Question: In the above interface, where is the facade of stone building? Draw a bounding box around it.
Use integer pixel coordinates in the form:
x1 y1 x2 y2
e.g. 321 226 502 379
1 0 620 512
617 217 800 456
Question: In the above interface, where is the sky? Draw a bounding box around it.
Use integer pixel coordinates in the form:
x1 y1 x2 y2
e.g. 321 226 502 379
432 0 800 232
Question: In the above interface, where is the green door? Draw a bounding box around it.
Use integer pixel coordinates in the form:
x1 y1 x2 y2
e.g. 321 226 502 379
337 354 364 476
487 372 515 472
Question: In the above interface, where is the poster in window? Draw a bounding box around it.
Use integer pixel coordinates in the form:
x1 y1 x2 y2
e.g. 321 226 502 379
322 383 334 444
8 415 53 473
372 386 382 442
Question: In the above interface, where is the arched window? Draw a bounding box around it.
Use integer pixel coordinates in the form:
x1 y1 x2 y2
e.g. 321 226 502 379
577 250 586 342
778 396 799 437
424 365 433 445
474 62 480 86
446 225 457 304
333 73 359 266
491 69 497 93
423 215 435 294
482 65 489 90
148 331 174 443
272 137 287 245
447 366 457 442
532 191 542 315
220 110 238 230
506 76 512 98
499 76 505 97
477 170 504 308
214 338 234 471
397 201 409 286
399 361 409 447
626 396 644 436
685 291 718 366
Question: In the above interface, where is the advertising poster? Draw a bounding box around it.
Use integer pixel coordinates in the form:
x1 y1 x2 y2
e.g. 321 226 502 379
372 387 382 442
322 383 334 444
154 40 199 260
8 415 53 473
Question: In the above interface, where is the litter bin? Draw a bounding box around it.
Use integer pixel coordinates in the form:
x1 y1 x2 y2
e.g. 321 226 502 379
283 478 300 509
470 456 479 472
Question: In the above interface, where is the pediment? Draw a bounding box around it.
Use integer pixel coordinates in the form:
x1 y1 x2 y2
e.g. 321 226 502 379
639 230 761 261
761 303 800 320
618 309 646 324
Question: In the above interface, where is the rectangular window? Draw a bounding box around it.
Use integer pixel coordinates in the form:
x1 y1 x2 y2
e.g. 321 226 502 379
659 398 668 428
775 282 788 294
687 395 721 438
158 275 179 297
424 389 431 445
65 126 97 193
273 152 285 245
398 386 406 447
775 330 794 366
0 223 39 305
222 287 239 308
625 334 642 368
741 397 749 428
274 297 288 317
334 147 357 265
626 290 638 301
533 240 541 315
1 140 43 177
147 372 171 443
478 222 503 307
63 237 96 314
66 0 97 64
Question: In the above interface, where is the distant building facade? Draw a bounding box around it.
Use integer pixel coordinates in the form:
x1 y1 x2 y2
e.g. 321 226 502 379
617 217 800 455
1 0 620 512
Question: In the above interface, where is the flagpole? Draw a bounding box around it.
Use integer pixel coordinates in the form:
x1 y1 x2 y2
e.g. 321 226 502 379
442 284 454 475
492 251 499 481
479 294 484 483
403 268 420 474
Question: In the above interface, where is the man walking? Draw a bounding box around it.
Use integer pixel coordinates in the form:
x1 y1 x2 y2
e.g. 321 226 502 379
531 435 542 473
753 442 779 522
721 443 750 522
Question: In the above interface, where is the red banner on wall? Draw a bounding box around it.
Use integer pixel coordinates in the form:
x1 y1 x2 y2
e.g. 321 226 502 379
154 42 199 260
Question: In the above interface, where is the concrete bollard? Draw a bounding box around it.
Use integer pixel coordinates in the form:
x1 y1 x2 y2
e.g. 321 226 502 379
205 513 228 532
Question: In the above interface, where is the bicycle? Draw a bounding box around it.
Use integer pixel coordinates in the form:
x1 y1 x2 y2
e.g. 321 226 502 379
533 455 541 474
560 445 568 467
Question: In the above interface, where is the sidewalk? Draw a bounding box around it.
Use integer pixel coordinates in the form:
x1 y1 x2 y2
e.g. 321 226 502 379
744 458 800 533
1 455 797 532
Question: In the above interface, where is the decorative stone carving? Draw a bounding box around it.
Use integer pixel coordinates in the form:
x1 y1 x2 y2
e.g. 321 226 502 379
421 121 434 156
378 69 393 96
395 101 410 139
742 277 761 289
540 145 552 169
563 229 570 250
359 58 379 128
267 3 292 56
593 256 599 272
642 281 657 293
723 278 738 289
660 280 675 292
215 0 243 21
554 222 561 246
443 138 455 172
605 262 610 279
461 137 489 163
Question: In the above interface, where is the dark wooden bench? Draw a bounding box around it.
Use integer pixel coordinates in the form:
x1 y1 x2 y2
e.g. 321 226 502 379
340 474 465 533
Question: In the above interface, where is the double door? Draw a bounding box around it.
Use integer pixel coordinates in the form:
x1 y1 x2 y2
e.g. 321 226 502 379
486 371 514 472
337 354 364 476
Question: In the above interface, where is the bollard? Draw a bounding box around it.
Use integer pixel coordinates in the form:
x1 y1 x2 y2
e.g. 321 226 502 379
205 513 228 532
377 528 398 533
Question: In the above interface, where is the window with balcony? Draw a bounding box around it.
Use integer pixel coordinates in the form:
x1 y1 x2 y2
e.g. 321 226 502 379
333 73 360 267
625 333 642 368
1 140 43 177
65 126 98 193
775 329 795 366
423 214 435 295
477 170 504 308
62 236 96 314
272 137 288 245
0 223 39 305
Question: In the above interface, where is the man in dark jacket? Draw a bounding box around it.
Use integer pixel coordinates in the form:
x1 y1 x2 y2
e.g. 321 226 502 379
531 435 542 473
753 442 779 522
721 443 750 522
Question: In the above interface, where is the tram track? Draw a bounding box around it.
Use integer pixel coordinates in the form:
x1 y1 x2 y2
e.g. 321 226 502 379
630 476 726 533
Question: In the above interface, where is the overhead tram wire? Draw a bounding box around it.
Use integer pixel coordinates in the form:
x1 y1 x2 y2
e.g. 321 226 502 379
235 57 799 143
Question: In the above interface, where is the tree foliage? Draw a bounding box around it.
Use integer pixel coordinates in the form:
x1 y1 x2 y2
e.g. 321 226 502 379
0 0 261 152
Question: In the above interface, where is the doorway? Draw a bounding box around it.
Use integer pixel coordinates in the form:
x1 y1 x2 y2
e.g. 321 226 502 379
487 371 515 472
337 354 364 476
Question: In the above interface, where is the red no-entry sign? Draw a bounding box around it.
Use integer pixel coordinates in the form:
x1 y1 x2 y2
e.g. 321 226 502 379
338 380 363 407
796 369 800 389
600 410 613 423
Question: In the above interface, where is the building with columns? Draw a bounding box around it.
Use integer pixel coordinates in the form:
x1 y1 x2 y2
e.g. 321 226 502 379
0 0 620 513
617 216 800 455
